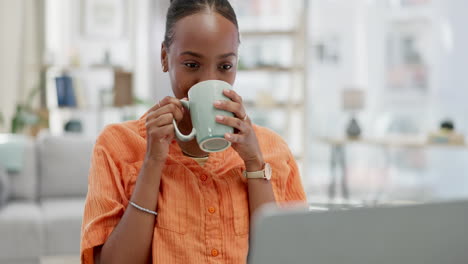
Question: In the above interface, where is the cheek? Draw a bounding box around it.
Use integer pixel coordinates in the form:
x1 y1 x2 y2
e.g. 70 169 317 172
225 71 237 86
170 68 193 98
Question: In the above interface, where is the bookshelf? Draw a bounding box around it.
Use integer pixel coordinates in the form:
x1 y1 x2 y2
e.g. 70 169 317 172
234 0 309 167
43 65 140 137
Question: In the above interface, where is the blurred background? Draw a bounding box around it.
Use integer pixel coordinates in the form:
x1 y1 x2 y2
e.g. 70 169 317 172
1 0 468 263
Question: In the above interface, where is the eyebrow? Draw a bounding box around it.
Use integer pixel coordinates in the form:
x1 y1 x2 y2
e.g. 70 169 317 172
180 51 237 59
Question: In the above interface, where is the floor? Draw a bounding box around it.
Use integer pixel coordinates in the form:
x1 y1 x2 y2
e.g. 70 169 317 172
41 256 80 264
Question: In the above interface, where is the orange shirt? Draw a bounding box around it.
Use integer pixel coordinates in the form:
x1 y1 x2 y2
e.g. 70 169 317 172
80 113 307 264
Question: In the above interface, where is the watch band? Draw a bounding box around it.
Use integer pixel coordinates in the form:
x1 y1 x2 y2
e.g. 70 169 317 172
243 163 272 180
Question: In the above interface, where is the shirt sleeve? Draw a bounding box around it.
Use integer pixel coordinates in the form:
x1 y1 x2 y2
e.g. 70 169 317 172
80 144 126 264
284 153 307 203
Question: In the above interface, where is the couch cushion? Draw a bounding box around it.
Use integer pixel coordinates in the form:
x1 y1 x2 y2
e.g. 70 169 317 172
0 201 43 261
8 137 38 201
41 198 86 255
38 134 94 198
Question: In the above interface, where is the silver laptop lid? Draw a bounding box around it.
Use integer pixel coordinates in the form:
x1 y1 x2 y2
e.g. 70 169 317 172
248 200 468 264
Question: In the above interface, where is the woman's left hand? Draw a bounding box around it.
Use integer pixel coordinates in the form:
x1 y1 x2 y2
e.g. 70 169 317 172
214 89 264 171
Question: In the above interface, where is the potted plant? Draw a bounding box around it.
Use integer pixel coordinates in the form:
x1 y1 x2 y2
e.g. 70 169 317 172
10 88 48 136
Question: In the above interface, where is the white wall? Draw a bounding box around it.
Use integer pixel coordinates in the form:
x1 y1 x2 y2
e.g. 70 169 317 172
432 0 468 134
308 0 468 139
45 0 133 109
308 0 371 138
44 0 173 106
149 0 172 101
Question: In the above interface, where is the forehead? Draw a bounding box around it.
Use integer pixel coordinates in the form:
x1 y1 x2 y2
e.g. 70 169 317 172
170 12 239 56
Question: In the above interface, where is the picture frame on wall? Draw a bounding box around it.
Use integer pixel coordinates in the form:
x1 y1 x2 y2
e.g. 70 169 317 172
313 36 341 65
385 20 431 95
82 0 126 39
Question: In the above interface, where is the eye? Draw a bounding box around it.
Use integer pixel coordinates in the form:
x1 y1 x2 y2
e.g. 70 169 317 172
184 62 199 69
219 64 233 70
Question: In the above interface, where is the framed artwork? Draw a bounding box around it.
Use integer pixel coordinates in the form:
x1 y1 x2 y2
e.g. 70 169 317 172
385 20 432 94
82 0 126 39
313 36 340 65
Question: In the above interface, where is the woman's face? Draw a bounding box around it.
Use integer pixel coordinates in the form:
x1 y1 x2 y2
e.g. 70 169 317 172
161 12 239 99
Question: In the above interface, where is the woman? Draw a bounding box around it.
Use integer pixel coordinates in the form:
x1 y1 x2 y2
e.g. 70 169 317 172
80 0 306 263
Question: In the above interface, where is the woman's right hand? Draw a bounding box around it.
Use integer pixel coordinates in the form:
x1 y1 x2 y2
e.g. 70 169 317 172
144 96 185 164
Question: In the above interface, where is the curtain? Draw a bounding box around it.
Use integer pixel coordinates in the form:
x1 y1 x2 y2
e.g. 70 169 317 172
0 0 43 133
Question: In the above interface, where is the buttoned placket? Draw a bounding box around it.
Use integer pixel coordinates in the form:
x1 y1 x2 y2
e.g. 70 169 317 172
194 164 223 261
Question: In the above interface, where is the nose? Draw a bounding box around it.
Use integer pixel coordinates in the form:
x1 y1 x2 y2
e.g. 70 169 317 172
196 67 220 83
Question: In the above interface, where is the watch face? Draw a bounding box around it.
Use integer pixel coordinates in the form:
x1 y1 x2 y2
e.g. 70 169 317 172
264 163 272 180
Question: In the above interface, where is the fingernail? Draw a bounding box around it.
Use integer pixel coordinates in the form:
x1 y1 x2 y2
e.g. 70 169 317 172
225 133 231 139
214 100 222 106
224 89 230 94
216 115 224 121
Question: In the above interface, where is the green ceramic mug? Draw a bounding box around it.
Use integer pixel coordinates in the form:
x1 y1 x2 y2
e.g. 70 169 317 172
172 80 234 152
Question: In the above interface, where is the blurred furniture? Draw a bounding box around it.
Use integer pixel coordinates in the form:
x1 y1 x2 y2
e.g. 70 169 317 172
0 133 94 264
113 70 133 107
235 0 309 165
428 119 465 145
44 65 139 137
319 135 468 202
342 88 365 138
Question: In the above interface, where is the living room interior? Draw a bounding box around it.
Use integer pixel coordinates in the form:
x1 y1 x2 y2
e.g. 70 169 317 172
1 0 468 263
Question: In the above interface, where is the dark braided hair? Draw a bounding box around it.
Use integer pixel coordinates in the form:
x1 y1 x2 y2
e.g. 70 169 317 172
164 0 240 49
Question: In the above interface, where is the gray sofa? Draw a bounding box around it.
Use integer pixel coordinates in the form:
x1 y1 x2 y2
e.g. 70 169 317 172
0 133 95 264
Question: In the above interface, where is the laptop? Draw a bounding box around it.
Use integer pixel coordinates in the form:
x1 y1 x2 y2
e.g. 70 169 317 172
248 200 468 264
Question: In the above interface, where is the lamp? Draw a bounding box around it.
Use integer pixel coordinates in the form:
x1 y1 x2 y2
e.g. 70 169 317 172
342 88 365 139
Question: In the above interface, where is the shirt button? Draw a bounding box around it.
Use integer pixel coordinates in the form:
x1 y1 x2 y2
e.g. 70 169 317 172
208 207 216 214
211 249 219 257
200 174 208 181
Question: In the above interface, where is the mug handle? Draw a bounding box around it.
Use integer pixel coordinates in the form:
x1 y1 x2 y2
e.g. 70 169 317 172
173 100 196 142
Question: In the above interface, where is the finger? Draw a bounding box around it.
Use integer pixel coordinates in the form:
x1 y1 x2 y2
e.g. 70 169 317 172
157 123 176 143
159 103 184 122
147 102 162 113
159 96 185 120
147 96 178 112
225 132 242 143
147 113 174 128
222 89 243 104
215 115 247 132
147 123 175 141
147 102 184 122
147 96 184 116
159 96 184 109
213 100 246 120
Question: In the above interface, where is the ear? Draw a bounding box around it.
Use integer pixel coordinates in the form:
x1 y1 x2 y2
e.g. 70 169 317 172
161 43 169 72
